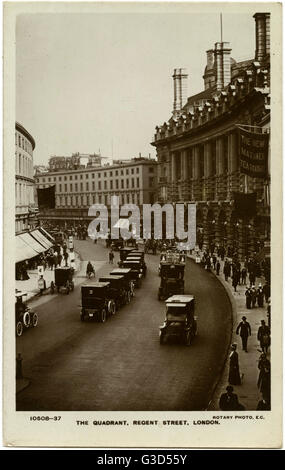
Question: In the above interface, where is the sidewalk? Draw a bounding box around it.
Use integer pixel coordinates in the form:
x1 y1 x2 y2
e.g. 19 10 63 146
188 251 270 411
15 251 81 302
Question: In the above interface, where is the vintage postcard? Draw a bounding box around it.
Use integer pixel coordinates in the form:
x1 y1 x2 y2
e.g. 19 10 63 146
3 1 282 448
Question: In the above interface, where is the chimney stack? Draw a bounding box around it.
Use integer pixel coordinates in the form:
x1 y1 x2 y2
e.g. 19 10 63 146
253 13 270 62
172 68 188 117
214 42 232 91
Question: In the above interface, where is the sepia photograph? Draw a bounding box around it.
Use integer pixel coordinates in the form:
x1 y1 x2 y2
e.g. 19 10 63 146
3 1 282 448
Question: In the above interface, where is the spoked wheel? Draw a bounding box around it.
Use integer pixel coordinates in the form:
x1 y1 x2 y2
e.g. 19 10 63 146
100 309 107 323
16 321 23 337
108 300 116 316
31 313 38 327
23 311 31 328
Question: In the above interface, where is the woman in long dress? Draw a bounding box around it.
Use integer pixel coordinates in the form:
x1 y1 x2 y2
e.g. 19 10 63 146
228 343 241 385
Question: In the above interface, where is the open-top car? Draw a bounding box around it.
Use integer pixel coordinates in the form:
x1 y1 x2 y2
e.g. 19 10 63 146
122 260 143 287
159 295 197 346
110 268 134 297
99 275 131 307
80 282 116 322
15 291 38 337
158 262 185 300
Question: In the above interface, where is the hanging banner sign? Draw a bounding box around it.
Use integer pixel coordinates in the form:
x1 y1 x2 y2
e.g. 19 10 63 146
239 128 269 178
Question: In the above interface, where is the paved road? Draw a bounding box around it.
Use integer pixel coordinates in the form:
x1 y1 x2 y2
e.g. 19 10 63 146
16 240 232 411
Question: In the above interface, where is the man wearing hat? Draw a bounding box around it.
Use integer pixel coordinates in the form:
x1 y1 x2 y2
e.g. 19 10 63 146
219 386 244 411
236 316 251 352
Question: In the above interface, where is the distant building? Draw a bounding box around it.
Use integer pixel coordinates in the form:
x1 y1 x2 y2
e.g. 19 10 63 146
15 122 38 234
152 12 270 258
35 158 157 225
48 152 102 172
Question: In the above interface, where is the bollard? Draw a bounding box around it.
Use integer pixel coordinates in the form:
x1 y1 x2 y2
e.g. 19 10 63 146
16 353 23 379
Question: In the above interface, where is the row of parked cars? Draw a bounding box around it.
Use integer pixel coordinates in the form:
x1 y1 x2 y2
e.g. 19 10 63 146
80 248 147 322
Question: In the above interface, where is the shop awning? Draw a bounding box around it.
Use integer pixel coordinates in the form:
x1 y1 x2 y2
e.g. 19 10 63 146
39 227 55 243
16 235 38 264
18 232 45 254
30 229 53 250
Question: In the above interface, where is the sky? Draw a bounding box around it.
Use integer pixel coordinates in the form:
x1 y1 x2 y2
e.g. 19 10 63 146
16 8 256 165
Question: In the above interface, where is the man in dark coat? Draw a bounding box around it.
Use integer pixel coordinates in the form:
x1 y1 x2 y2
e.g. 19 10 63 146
245 286 252 309
257 320 270 353
257 284 264 307
219 386 244 411
216 260 221 276
236 316 251 352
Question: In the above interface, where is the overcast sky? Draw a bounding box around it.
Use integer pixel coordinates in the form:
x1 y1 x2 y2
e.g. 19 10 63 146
16 9 256 165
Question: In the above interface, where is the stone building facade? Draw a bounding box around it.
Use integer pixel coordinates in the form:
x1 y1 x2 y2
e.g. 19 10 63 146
152 12 270 259
15 122 38 234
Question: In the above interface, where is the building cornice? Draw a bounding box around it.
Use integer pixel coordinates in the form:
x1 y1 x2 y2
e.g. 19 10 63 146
15 122 36 150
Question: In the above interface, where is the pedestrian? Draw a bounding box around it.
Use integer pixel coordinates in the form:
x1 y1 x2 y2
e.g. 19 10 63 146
251 286 257 307
249 271 256 286
219 385 244 411
109 250 114 264
228 343 241 385
232 271 239 292
64 251 69 267
263 281 270 303
236 316 251 352
58 253 62 267
38 275 46 295
257 284 264 307
257 320 270 353
223 261 231 282
216 260 220 276
258 361 271 404
241 267 247 285
245 286 252 309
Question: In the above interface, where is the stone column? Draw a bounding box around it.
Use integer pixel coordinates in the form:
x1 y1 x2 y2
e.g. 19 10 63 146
171 152 177 182
193 146 200 179
229 132 238 173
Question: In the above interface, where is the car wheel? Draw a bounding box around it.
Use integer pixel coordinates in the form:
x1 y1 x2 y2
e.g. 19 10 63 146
100 309 107 323
185 331 191 346
23 311 31 328
16 321 23 337
31 313 38 327
108 300 116 316
159 332 166 345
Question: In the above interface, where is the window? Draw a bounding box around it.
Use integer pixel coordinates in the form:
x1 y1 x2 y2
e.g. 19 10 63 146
75 175 78 180
110 181 113 190
126 169 129 175
149 167 154 173
121 180 124 189
59 184 62 192
86 182 89 191
70 184 73 192
137 177 140 187
149 177 154 187
126 180 129 188
48 178 51 182
92 173 95 178
104 172 107 177
75 183 78 192
80 175 83 179
70 175 72 180
115 170 118 176
98 173 101 178
64 176 67 181
65 184 67 192
59 176 62 181
121 170 123 175
131 168 134 174
132 178 134 188
92 182 95 191
93 195 96 204
110 171 113 177
98 181 101 190
104 181 107 190
136 167 139 173
86 174 88 179
42 178 45 183
18 136 21 147
116 180 119 189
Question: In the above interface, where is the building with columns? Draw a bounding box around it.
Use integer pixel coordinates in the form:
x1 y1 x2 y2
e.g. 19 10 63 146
15 122 38 234
152 12 270 259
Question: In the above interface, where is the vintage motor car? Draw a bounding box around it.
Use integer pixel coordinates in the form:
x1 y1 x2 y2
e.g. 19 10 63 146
15 291 38 337
80 282 116 322
125 253 147 277
51 267 74 294
159 295 197 345
158 251 186 276
110 268 134 297
99 275 131 307
122 260 143 287
111 239 124 251
118 247 135 266
158 262 185 300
